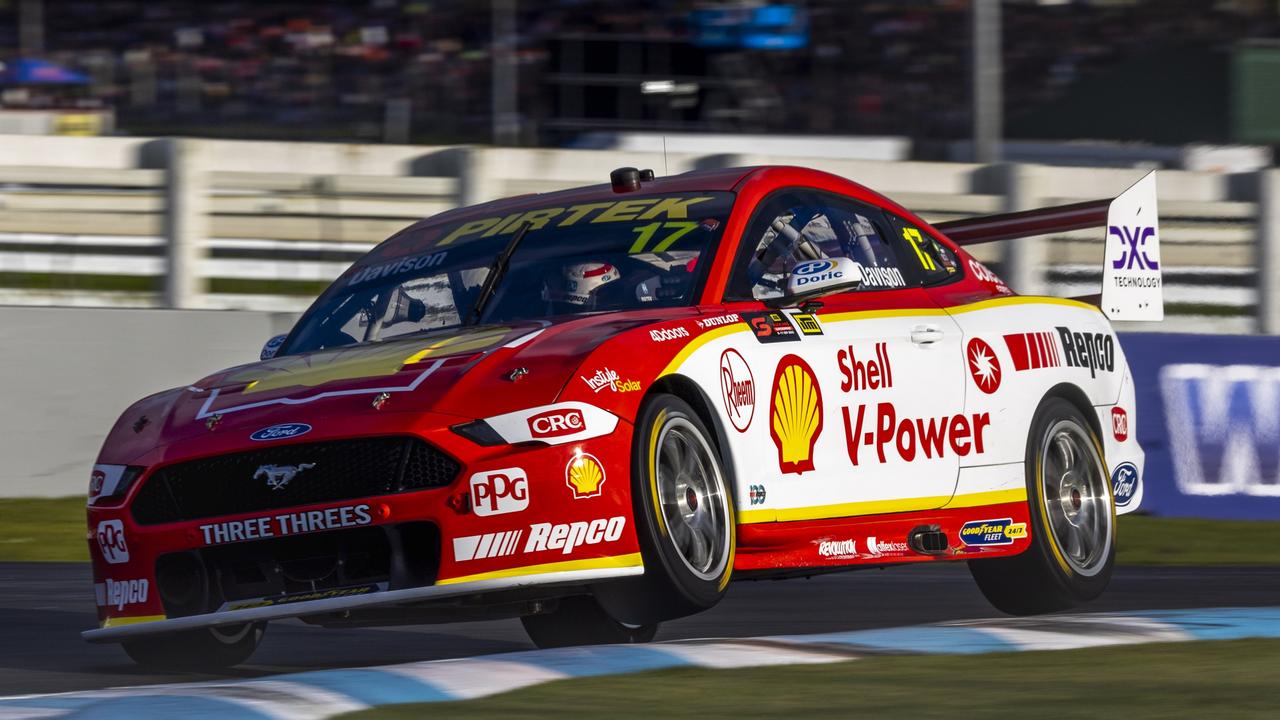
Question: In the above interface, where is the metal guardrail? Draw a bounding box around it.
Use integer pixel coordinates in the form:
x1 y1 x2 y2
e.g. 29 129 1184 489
0 139 1275 331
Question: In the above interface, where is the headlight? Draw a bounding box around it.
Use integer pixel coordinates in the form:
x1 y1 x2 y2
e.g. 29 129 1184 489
88 465 144 506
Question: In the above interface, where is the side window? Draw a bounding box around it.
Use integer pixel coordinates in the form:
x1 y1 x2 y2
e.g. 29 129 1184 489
886 214 962 286
727 190 910 301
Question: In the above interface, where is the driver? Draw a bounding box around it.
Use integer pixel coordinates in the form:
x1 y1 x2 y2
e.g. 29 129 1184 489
544 261 623 313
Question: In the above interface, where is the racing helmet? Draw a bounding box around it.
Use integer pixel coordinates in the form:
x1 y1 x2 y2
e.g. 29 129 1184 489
545 261 622 311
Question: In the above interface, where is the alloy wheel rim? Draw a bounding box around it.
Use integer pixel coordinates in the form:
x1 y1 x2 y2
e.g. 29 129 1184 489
1040 419 1112 577
654 416 730 581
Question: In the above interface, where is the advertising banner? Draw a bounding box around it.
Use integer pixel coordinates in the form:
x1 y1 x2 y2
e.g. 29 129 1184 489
1121 332 1280 520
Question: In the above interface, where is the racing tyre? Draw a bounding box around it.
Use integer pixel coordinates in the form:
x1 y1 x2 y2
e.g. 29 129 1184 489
597 394 736 625
521 595 657 649
121 622 265 670
969 397 1115 615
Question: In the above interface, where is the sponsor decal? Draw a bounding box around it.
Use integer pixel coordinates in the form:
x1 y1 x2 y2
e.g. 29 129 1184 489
254 463 315 491
1161 364 1280 498
790 312 823 336
842 402 991 466
1112 407 1129 442
1112 462 1139 507
95 578 149 611
1109 225 1160 273
347 250 447 287
696 313 740 329
436 196 717 246
221 583 383 611
743 311 800 344
818 538 858 559
837 341 893 392
748 484 767 506
199 504 372 545
528 408 586 439
650 326 690 343
96 519 129 565
581 367 642 393
470 468 529 516
566 452 607 499
965 338 1002 394
526 516 626 555
968 259 1010 293
90 469 105 496
1003 331 1062 371
858 265 906 289
719 349 756 433
453 529 524 561
791 259 844 288
455 516 627 561
959 518 1027 547
260 334 286 360
865 536 910 556
250 423 312 442
1056 326 1115 377
770 355 824 474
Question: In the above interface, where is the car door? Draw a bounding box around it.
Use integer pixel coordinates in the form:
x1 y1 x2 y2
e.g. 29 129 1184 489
721 188 970 523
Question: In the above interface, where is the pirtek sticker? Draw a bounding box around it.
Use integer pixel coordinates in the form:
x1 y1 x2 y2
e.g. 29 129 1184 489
438 197 715 246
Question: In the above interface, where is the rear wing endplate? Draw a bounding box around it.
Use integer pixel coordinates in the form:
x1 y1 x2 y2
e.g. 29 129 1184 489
934 171 1161 321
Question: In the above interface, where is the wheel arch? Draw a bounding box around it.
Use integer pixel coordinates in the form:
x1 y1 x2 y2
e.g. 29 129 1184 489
647 374 740 498
1042 382 1105 453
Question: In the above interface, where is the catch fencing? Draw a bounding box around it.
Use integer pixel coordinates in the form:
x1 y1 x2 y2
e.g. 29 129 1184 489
0 135 1277 333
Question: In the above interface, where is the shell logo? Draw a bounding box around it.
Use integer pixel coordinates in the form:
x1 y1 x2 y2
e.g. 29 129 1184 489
566 452 606 499
769 355 824 474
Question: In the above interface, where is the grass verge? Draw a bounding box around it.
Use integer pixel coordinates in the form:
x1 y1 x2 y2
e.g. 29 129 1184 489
0 497 87 562
1 497 1276 566
340 638 1280 719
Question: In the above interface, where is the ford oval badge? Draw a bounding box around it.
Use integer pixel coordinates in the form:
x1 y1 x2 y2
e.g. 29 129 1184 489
250 423 312 442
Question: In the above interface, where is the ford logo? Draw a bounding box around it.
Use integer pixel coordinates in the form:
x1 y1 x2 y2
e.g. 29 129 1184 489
793 259 836 276
1111 462 1139 507
250 423 312 442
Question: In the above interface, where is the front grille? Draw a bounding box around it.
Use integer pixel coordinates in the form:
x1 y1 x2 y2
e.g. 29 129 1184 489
131 436 459 525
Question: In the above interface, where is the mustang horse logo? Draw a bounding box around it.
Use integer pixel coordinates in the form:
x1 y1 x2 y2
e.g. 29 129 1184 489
255 463 316 491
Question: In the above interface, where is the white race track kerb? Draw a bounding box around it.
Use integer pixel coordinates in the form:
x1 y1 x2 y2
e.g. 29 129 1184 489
9 607 1280 720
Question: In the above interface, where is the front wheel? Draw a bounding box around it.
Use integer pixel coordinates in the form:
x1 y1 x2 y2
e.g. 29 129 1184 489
121 622 265 670
596 394 735 625
969 397 1115 615
521 595 657 649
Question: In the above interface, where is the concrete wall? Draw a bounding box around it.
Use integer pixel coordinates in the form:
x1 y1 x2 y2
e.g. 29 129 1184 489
0 307 296 497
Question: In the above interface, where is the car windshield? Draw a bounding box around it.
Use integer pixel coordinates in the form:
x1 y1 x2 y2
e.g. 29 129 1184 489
286 191 735 354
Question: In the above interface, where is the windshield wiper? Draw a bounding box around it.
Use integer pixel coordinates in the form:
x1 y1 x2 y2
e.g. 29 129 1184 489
468 221 531 325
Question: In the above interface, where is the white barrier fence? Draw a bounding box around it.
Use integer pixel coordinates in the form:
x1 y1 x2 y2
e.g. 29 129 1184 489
0 135 1277 333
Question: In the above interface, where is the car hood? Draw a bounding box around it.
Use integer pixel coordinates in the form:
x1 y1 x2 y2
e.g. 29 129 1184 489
98 312 692 463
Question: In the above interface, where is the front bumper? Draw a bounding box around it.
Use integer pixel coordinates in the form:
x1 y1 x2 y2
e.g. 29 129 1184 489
83 560 643 643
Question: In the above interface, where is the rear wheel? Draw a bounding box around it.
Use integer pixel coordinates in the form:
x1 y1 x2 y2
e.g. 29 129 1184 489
121 622 265 670
521 595 657 649
969 397 1115 615
596 394 735 625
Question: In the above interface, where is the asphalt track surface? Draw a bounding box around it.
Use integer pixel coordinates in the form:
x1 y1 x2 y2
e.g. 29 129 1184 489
4 562 1279 696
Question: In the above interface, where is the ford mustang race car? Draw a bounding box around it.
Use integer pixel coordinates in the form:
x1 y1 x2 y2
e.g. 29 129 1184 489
84 165 1160 668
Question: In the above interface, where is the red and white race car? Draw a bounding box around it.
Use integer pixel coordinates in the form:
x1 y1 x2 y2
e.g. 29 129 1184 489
84 165 1159 667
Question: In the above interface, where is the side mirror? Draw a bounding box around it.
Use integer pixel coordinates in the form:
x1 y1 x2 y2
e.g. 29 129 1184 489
785 257 863 299
260 334 287 360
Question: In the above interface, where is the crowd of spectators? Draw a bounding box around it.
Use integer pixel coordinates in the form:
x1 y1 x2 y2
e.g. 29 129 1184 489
0 0 1275 143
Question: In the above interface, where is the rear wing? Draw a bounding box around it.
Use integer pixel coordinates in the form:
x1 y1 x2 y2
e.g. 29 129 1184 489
934 171 1162 321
